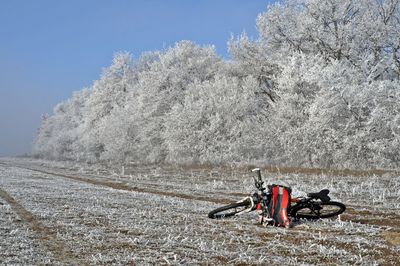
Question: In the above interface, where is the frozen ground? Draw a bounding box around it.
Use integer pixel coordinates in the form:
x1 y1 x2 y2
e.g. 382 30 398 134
0 157 399 265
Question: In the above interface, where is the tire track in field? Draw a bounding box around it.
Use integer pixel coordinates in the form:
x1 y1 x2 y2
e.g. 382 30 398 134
2 163 233 205
4 162 399 231
0 187 79 264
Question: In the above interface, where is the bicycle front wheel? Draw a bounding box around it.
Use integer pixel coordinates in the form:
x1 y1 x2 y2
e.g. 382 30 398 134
291 201 346 220
208 200 252 219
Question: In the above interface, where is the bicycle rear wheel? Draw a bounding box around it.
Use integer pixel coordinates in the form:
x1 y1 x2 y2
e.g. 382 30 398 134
291 201 346 220
208 200 252 219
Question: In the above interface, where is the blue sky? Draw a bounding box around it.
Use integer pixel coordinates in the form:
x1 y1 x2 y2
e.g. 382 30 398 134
0 0 273 157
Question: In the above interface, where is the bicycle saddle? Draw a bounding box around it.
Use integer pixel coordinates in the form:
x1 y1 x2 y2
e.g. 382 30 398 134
307 189 331 202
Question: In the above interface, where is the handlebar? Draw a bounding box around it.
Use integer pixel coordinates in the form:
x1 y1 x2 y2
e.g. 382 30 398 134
252 168 265 191
252 168 261 179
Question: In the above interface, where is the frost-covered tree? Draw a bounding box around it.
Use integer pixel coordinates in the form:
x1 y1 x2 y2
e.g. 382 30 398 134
228 34 279 102
164 75 270 164
97 52 161 164
257 0 400 78
81 52 134 161
32 113 53 158
265 53 323 166
33 89 90 160
255 0 400 168
132 41 222 162
345 80 400 168
33 0 400 169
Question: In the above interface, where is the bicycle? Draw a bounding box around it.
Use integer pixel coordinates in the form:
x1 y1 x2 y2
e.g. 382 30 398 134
208 168 346 221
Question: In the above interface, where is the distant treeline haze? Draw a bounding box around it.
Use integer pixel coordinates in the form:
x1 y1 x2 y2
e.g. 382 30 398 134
33 0 400 169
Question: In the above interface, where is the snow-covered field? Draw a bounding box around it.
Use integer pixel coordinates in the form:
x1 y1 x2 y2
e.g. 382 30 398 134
0 158 399 265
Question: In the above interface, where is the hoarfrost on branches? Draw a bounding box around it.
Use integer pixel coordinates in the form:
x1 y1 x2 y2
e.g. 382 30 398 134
33 0 400 169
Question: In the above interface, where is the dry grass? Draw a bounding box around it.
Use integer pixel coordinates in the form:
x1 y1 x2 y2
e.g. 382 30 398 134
383 232 400 246
0 157 399 265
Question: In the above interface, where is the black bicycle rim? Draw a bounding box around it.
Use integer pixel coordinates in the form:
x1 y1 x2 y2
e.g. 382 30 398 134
208 200 251 219
291 201 346 220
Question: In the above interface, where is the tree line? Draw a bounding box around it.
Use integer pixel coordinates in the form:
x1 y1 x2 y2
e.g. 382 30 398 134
33 0 400 169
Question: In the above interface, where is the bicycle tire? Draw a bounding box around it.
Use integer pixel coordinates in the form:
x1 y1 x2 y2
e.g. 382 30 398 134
208 200 251 219
291 201 346 220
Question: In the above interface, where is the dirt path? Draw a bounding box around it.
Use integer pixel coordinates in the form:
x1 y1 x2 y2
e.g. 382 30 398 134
3 161 400 230
0 187 78 264
1 163 233 204
0 159 399 265
7 163 400 229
